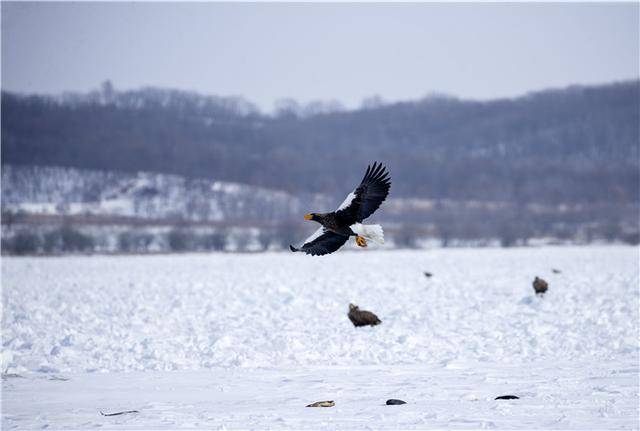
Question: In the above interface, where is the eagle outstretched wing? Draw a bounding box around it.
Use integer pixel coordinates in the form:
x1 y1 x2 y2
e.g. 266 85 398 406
335 162 391 225
289 227 349 256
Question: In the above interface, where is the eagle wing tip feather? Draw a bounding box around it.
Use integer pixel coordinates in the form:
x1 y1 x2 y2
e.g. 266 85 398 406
289 245 298 252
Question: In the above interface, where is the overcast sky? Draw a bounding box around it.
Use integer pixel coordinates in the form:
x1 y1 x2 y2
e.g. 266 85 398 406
2 2 638 112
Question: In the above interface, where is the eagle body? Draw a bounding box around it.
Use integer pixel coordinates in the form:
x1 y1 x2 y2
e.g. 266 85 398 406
306 212 357 237
533 276 548 295
348 303 382 327
290 162 391 256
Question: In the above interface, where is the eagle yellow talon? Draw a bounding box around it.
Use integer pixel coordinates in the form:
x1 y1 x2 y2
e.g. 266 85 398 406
355 236 368 248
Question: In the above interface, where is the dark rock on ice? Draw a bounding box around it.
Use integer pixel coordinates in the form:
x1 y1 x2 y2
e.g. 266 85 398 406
495 395 519 400
386 399 407 405
100 410 139 416
306 400 334 407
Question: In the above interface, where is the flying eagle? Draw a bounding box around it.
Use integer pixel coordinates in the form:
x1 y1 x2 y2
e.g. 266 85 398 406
289 162 391 256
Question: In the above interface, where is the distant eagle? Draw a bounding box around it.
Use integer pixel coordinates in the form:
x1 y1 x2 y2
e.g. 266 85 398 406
533 276 548 295
348 303 382 327
289 162 391 256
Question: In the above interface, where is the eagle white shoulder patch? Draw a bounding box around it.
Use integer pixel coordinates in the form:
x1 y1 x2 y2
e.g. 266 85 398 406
336 191 356 211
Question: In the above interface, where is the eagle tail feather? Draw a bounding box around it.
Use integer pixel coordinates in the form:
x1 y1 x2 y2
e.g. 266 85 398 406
351 223 384 245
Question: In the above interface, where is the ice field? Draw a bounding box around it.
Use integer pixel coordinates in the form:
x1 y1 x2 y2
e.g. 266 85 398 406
2 246 639 429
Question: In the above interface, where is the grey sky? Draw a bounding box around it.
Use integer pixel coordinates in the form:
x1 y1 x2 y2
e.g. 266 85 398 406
2 2 638 112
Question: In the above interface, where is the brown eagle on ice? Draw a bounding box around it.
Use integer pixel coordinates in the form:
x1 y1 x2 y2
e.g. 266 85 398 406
348 303 382 327
290 162 391 256
533 276 548 295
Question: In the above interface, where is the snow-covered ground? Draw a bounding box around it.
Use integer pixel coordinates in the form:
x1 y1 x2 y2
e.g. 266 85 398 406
2 246 639 429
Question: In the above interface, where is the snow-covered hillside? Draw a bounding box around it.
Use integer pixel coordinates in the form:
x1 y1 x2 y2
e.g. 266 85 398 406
2 246 638 429
2 165 329 222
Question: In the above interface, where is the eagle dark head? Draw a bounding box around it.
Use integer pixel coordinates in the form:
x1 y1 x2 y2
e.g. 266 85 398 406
304 213 320 222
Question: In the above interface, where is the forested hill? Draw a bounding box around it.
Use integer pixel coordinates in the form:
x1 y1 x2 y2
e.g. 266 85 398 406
2 80 638 204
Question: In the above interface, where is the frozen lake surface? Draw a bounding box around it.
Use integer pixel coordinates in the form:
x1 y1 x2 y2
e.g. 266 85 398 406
2 246 639 429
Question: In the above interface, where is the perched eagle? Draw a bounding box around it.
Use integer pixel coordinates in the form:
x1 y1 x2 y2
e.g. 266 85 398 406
290 162 391 256
533 276 548 295
348 303 382 327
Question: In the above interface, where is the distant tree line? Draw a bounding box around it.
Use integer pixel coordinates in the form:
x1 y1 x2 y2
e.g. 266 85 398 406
1 219 318 255
2 224 95 254
2 81 638 206
3 212 637 256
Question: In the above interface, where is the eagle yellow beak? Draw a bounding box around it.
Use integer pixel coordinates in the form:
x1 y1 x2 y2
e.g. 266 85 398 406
304 213 313 220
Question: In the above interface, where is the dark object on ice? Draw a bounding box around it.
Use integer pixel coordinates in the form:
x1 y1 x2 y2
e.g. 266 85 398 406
290 162 391 256
424 272 433 278
306 400 335 407
533 276 548 295
386 399 407 405
100 410 140 416
48 375 70 381
552 268 562 274
495 395 520 400
348 303 382 327
1 373 24 380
